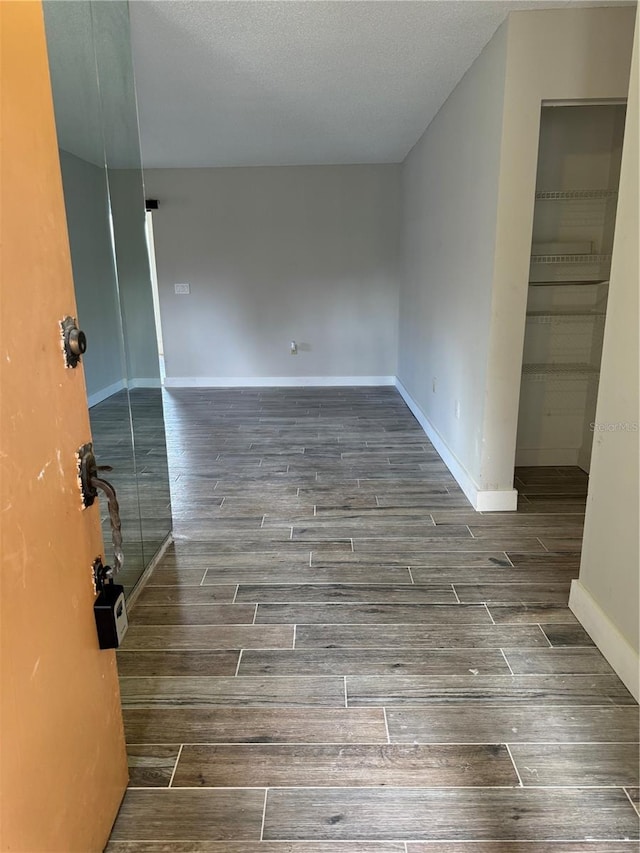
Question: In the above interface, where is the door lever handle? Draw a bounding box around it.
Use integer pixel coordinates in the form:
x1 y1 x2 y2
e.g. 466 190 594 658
90 474 123 575
78 443 124 574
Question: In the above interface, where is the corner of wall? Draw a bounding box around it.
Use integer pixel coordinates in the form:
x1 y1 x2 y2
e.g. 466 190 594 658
395 378 517 512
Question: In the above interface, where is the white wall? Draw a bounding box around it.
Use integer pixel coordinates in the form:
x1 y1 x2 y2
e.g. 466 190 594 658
144 165 400 384
570 20 639 701
59 150 125 402
398 22 509 509
397 6 635 510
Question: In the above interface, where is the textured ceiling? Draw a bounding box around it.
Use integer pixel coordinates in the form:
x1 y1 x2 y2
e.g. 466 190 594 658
45 1 632 170
129 0 629 169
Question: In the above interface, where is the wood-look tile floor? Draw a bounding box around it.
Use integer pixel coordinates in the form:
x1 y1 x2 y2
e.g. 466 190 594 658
107 387 639 850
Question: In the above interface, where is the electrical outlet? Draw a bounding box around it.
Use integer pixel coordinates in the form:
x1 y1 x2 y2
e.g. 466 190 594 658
290 341 298 355
455 400 461 419
174 282 190 295
432 377 437 393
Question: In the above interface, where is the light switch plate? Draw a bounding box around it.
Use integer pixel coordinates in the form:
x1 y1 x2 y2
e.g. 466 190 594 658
174 282 190 294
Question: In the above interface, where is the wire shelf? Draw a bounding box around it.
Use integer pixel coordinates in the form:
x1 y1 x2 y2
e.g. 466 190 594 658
528 279 609 287
535 189 618 201
530 254 612 265
522 362 600 378
526 311 606 320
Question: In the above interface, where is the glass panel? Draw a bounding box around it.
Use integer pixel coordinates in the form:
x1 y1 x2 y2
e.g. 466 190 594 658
92 1 173 570
43 0 146 592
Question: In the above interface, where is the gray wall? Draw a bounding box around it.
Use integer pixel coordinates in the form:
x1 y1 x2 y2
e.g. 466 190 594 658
398 21 508 495
144 165 401 383
59 150 124 401
59 155 160 398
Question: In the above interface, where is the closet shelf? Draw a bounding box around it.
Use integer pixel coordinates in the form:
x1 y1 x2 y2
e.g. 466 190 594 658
530 253 612 265
528 279 609 287
522 362 600 378
526 310 606 319
535 189 618 201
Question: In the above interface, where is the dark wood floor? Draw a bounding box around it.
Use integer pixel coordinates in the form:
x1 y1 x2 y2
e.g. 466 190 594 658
107 387 639 850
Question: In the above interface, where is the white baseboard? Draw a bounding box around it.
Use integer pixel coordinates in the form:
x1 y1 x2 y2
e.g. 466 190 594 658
87 380 125 408
474 490 518 512
129 378 162 389
164 375 396 388
569 579 639 702
394 378 518 513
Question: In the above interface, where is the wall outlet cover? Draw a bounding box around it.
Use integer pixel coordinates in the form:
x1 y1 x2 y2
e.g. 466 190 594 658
174 283 190 294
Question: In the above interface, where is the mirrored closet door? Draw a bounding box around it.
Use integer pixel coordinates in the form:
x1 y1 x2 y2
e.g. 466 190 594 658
44 0 172 595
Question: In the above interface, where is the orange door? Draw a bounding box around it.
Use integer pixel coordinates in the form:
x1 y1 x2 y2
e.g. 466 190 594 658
0 3 128 850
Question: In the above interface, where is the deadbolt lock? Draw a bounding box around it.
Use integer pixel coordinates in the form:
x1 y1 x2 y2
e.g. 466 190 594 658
61 316 87 367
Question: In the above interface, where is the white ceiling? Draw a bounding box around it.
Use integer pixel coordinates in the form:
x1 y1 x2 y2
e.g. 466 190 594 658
128 0 629 169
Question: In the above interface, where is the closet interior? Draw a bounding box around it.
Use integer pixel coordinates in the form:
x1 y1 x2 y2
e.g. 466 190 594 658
516 103 626 472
